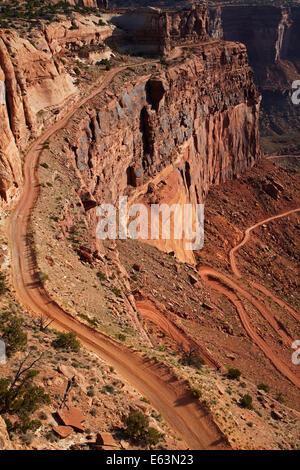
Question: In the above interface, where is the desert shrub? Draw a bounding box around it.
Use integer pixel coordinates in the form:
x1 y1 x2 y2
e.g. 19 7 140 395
52 332 81 352
45 430 58 442
40 162 49 169
87 386 95 397
37 271 49 284
227 368 242 380
123 411 161 447
0 364 50 435
102 384 114 395
96 271 107 282
111 286 122 298
147 427 161 446
191 388 202 399
116 333 126 342
180 346 205 369
124 411 148 440
257 383 270 393
141 397 150 404
0 273 7 295
0 312 27 356
240 394 253 410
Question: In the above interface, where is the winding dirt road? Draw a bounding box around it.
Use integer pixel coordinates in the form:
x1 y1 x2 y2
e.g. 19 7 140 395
229 208 300 324
7 65 229 450
199 208 300 389
136 299 221 369
198 267 300 388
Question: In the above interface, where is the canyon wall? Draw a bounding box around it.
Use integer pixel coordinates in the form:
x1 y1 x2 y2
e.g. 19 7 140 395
209 5 300 154
111 5 209 55
0 14 115 206
63 41 260 260
0 29 76 205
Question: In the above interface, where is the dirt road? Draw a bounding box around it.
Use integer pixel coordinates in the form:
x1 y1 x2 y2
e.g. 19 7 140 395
199 209 300 388
136 299 222 369
8 65 229 450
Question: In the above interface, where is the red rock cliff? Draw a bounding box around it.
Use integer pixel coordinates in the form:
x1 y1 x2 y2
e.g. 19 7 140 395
61 40 260 260
0 13 114 206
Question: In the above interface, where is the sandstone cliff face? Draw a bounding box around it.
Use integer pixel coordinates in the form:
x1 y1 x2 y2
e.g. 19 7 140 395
0 60 22 203
112 5 209 55
63 41 260 259
209 5 300 154
0 13 115 206
41 14 114 56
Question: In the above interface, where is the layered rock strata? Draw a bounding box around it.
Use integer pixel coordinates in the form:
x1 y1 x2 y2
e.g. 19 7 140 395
63 41 261 260
112 5 209 55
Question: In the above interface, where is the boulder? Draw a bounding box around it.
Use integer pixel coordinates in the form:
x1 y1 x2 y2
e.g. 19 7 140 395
56 407 85 432
53 425 74 439
96 432 118 447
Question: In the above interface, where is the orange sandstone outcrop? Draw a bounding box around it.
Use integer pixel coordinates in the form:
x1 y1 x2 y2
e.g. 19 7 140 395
69 41 260 202
50 0 108 9
0 62 22 203
0 416 12 450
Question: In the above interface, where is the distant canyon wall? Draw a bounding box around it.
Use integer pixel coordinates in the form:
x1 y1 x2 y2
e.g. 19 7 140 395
209 5 300 154
112 5 209 55
63 40 260 260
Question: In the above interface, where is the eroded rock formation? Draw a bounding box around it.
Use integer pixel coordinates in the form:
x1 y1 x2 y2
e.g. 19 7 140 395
63 40 260 260
69 41 260 201
0 14 114 206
